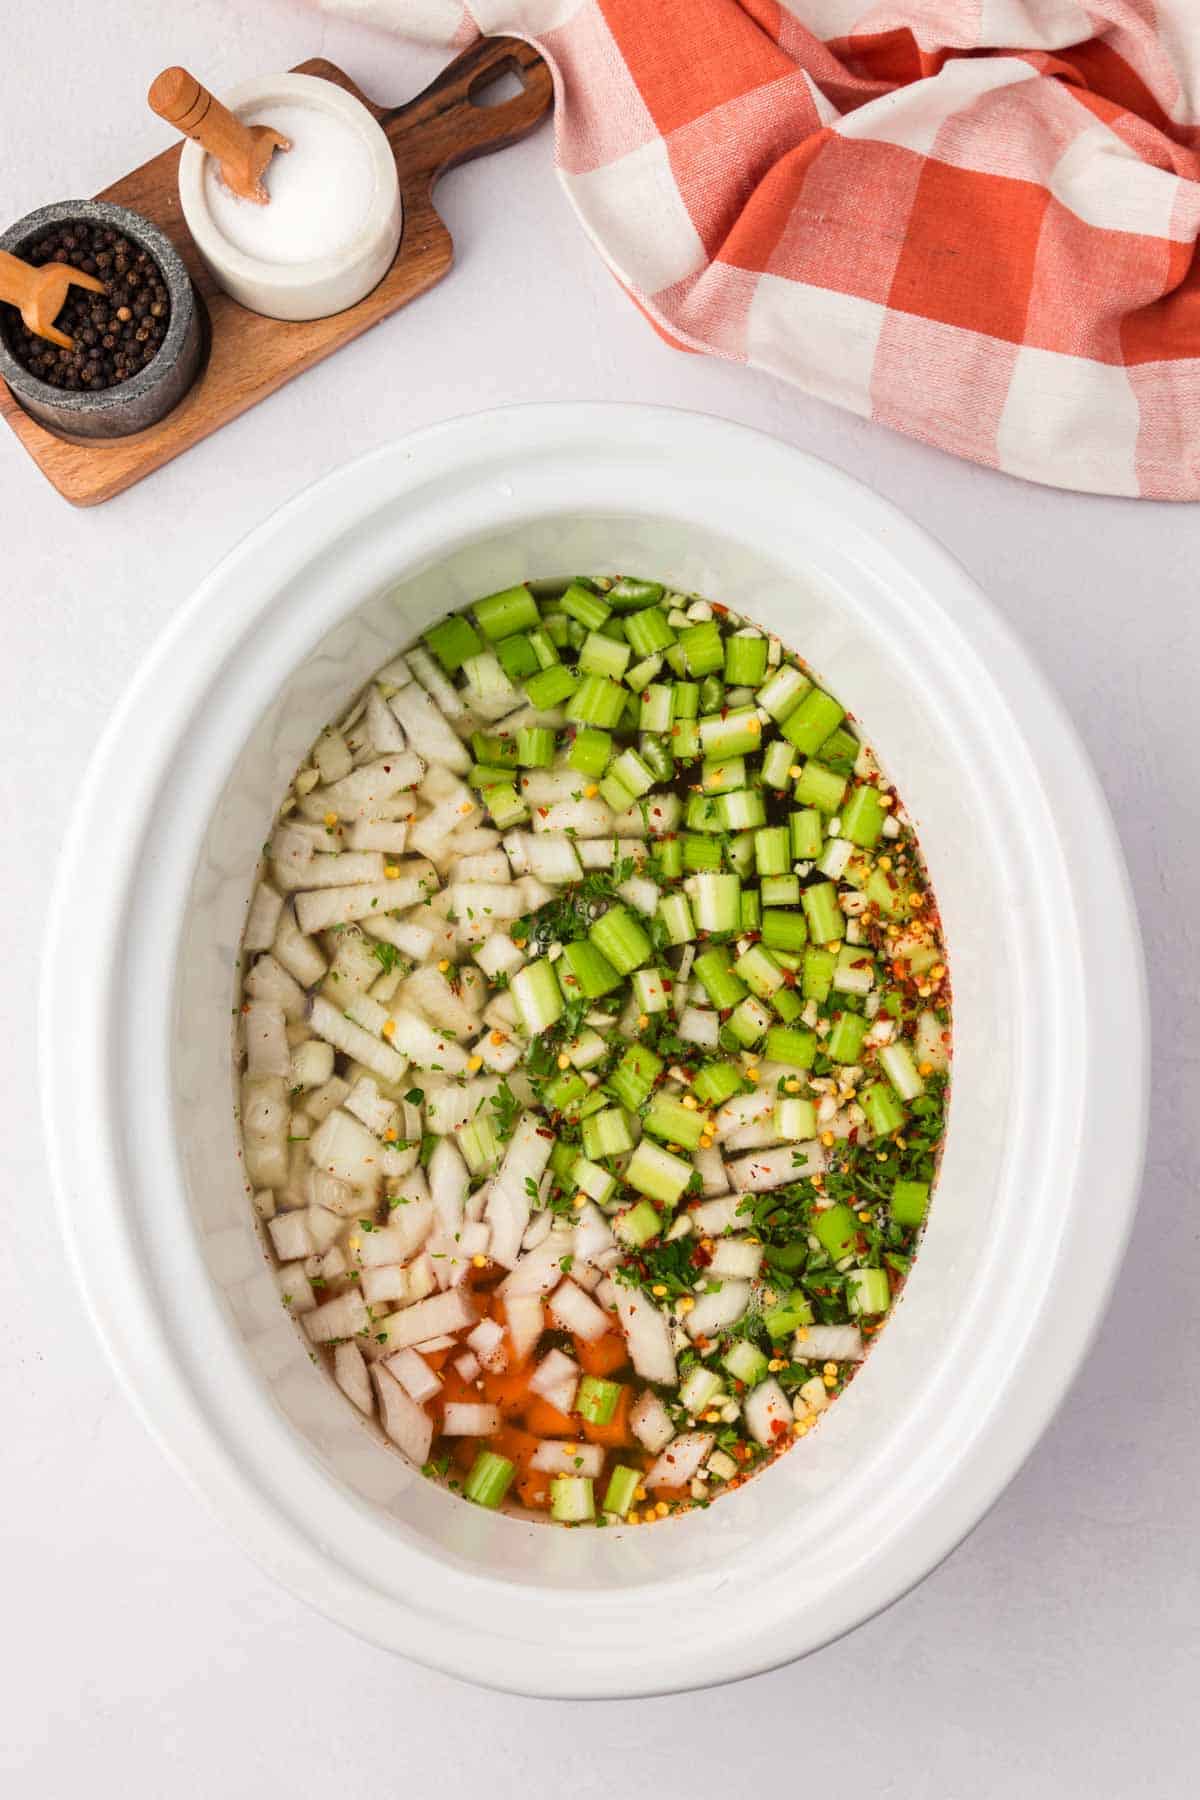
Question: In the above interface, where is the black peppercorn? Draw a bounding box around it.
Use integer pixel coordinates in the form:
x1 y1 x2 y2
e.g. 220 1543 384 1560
1 218 170 391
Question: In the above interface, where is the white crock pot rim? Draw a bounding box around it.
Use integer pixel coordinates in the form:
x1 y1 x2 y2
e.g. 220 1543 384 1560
40 404 1148 1698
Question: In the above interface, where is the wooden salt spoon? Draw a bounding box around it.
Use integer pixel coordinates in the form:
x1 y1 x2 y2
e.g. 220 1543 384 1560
148 66 290 204
0 249 106 350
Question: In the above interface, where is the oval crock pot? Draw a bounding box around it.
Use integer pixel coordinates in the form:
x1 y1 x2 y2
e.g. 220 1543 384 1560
40 405 1148 1698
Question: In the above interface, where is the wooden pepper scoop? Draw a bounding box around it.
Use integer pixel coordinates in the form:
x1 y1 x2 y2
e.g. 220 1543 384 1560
0 248 105 349
148 66 290 204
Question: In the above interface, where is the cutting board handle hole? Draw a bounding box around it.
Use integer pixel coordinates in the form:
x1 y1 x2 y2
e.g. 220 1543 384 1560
469 64 526 109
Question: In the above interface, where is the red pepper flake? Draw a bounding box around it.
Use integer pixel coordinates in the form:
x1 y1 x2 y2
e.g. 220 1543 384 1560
770 1419 789 1442
538 806 549 818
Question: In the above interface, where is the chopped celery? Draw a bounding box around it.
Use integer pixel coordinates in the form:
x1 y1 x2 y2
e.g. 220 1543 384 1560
701 754 746 795
566 673 627 729
573 1156 618 1205
781 687 845 755
678 620 724 676
465 1450 516 1508
589 903 652 975
579 631 632 680
626 654 664 692
581 1107 635 1160
469 763 511 789
484 782 530 829
688 872 741 932
511 958 564 1034
568 727 612 777
682 835 722 871
764 1295 814 1338
724 632 769 686
879 1040 925 1099
577 1377 623 1425
599 772 636 812
793 759 847 814
496 633 539 681
761 908 808 952
550 1475 595 1523
754 825 791 877
771 986 803 1023
424 613 483 672
862 1080 906 1136
527 626 560 668
802 946 837 1001
848 1269 891 1316
734 943 785 999
801 881 844 945
516 726 555 768
891 1178 931 1227
693 947 748 1010
626 1139 693 1205
610 747 655 797
841 783 886 847
644 1093 710 1151
673 681 700 719
680 1366 723 1413
474 585 539 640
658 891 697 945
790 808 824 859
776 1096 817 1139
717 789 767 832
624 607 676 659
723 1340 768 1386
699 706 763 759
828 1010 869 1063
763 1025 816 1068
614 1199 662 1246
654 836 684 881
608 1043 663 1110
559 939 622 1000
758 663 811 721
561 581 612 631
525 664 576 709
814 1204 858 1259
543 1068 588 1115
760 739 795 789
692 1061 746 1105
728 995 771 1046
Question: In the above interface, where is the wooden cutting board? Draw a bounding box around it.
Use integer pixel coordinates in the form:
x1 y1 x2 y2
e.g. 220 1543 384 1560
0 37 553 507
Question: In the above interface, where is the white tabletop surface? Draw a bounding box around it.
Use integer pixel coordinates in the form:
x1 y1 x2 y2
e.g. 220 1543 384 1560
4 3 1196 1794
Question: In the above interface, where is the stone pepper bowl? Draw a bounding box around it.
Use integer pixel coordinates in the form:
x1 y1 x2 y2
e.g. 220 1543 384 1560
0 199 201 441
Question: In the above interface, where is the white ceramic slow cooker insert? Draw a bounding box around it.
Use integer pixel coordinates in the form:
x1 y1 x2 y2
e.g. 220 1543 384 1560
42 406 1147 1697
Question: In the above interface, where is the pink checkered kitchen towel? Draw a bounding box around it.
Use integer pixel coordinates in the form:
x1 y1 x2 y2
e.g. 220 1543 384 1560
321 1 1200 499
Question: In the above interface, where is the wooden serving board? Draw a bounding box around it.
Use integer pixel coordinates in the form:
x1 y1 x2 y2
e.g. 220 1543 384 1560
0 38 553 507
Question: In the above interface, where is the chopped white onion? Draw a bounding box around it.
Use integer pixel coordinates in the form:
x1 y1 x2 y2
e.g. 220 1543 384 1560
646 1431 714 1490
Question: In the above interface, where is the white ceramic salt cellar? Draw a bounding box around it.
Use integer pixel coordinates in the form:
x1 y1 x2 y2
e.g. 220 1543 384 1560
178 73 401 322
